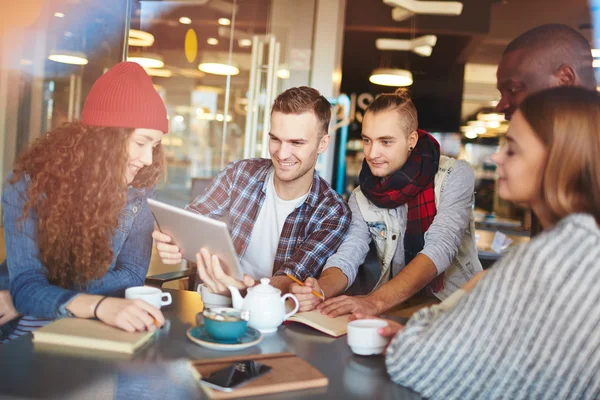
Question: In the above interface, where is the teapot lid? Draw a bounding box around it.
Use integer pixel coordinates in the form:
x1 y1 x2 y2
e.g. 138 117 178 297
250 278 280 295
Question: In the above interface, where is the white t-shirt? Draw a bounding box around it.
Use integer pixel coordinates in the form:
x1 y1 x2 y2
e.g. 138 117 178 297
241 171 309 279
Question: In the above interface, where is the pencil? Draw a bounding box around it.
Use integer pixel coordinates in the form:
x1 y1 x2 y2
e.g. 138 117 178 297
286 273 324 300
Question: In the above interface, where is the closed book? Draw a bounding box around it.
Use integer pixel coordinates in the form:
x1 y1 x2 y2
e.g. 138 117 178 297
32 318 155 354
191 353 328 399
286 309 349 337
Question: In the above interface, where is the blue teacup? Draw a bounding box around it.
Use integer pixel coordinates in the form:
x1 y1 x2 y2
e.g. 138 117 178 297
202 307 249 342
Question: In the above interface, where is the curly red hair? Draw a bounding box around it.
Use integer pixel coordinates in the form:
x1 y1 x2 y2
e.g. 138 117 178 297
12 121 165 288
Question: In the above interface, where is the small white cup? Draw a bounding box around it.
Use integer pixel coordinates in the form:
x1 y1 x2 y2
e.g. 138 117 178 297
125 286 172 309
347 319 389 356
197 283 232 307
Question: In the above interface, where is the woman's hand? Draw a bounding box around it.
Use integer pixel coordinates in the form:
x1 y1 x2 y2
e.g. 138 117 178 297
95 297 165 333
0 290 19 325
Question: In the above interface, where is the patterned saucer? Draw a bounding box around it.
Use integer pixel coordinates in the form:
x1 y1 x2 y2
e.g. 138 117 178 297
186 326 263 351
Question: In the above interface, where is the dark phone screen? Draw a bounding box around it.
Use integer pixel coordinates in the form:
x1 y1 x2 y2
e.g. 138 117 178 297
201 361 272 389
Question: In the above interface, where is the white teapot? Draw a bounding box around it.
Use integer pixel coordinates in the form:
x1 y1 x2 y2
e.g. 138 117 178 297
228 278 300 333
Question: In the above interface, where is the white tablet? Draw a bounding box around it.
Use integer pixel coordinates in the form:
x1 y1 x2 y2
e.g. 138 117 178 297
147 198 243 280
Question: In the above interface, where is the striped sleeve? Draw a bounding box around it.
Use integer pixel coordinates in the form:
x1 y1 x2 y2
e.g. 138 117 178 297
385 214 600 400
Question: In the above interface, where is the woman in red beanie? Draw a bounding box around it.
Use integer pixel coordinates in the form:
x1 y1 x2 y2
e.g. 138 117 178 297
0 62 169 340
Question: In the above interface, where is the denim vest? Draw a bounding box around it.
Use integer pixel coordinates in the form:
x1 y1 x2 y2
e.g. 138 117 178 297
355 156 482 300
0 173 155 326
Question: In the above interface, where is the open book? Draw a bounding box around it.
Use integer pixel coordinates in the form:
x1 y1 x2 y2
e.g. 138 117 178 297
32 318 155 354
286 309 349 337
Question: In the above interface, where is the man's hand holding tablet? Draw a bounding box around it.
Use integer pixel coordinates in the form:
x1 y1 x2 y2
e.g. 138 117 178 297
196 248 255 295
152 230 255 295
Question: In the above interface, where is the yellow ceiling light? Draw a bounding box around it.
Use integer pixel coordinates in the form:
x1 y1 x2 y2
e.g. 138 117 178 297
199 62 239 76
464 130 478 139
54 12 65 18
179 68 205 78
239 39 252 47
594 59 600 68
179 17 192 25
277 69 290 79
48 50 88 65
477 112 504 122
144 68 172 78
369 68 413 87
129 29 154 47
592 49 600 58
218 18 231 26
207 38 219 45
127 53 164 69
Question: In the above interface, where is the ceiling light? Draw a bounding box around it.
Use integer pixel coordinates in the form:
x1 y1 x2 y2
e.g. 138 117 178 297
48 51 88 65
199 62 239 76
179 17 192 25
464 130 478 139
127 53 164 68
477 112 504 122
369 68 413 87
383 0 463 22
207 38 219 45
179 68 205 78
144 68 172 78
54 12 65 18
129 29 154 47
594 59 600 68
376 35 437 57
277 69 290 79
239 39 252 47
413 45 432 57
218 18 231 26
487 121 501 129
592 49 600 58
467 120 486 127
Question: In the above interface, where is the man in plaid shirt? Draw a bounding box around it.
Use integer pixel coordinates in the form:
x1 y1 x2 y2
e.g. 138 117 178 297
153 87 351 294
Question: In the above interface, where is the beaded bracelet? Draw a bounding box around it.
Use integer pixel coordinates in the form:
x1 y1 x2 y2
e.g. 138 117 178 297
93 296 109 319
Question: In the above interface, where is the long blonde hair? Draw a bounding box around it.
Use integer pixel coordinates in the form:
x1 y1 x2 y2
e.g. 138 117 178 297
519 86 600 226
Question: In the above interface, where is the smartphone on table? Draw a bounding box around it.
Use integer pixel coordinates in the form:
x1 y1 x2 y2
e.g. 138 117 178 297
199 360 272 392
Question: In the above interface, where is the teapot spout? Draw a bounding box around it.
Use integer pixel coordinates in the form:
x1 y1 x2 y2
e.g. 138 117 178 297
228 286 244 310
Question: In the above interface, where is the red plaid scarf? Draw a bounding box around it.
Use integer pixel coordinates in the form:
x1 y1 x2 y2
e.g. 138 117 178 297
359 130 445 292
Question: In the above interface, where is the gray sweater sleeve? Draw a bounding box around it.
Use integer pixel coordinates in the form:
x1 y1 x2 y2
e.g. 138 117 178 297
322 192 371 288
419 160 475 274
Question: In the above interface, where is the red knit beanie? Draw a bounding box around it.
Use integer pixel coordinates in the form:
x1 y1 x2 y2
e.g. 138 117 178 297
81 62 168 133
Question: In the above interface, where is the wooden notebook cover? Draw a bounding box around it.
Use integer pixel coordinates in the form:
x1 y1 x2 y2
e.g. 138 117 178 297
32 318 154 354
191 353 328 399
286 309 349 337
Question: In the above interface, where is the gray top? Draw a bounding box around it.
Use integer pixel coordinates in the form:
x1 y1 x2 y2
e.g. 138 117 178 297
386 213 600 400
324 160 475 288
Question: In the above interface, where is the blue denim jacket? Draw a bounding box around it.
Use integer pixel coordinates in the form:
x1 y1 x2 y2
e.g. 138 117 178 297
0 173 155 319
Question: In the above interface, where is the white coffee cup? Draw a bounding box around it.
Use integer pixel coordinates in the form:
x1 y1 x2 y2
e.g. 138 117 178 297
125 286 172 309
347 319 389 356
197 283 232 307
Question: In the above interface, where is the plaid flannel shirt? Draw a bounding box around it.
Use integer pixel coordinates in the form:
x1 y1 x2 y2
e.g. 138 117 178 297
186 158 351 281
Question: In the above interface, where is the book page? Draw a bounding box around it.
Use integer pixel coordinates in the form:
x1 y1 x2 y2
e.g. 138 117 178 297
287 309 349 337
